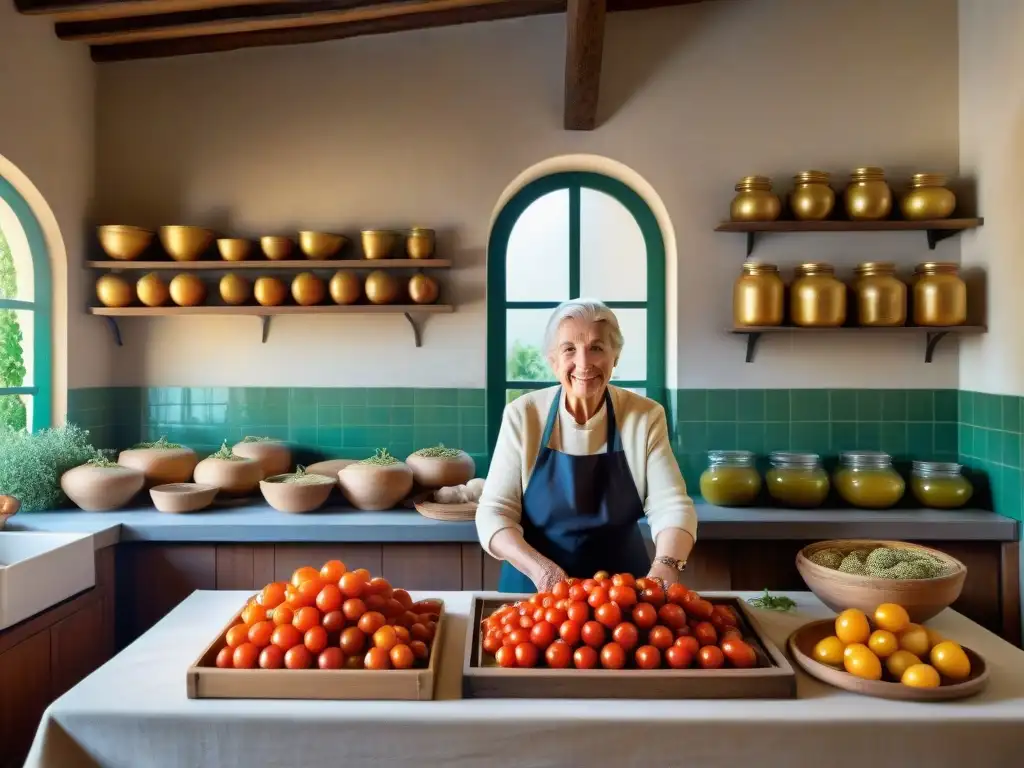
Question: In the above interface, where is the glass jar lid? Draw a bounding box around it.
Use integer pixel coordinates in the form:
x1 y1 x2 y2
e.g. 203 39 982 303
769 451 822 469
840 451 893 469
910 173 948 188
850 166 886 178
794 170 830 184
735 175 773 191
914 261 960 275
742 261 779 275
912 460 963 477
795 262 836 275
854 261 896 275
708 450 756 468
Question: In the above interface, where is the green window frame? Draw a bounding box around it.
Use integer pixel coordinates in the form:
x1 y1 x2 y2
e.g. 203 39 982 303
486 171 666 450
0 175 53 431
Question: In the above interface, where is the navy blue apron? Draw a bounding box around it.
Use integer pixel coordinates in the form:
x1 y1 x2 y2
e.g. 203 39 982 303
498 387 650 593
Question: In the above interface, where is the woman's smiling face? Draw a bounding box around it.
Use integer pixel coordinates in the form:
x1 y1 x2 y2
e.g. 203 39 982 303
550 317 616 401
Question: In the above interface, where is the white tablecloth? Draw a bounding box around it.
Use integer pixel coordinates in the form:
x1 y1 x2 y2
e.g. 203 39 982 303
24 590 1024 768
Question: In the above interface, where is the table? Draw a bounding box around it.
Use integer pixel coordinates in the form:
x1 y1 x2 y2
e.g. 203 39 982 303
25 591 1024 768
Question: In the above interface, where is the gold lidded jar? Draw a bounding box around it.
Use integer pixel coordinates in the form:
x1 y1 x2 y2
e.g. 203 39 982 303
853 262 906 327
900 173 956 221
699 450 762 507
844 166 892 221
834 451 905 509
790 262 846 327
912 261 966 326
729 175 781 222
766 452 830 508
910 461 973 509
789 170 835 221
406 227 435 260
733 262 784 327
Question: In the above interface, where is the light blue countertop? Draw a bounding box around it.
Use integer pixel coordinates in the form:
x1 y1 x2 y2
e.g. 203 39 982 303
4 501 1017 547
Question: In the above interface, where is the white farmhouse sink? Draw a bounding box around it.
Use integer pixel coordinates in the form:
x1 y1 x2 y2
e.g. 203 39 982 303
0 532 96 631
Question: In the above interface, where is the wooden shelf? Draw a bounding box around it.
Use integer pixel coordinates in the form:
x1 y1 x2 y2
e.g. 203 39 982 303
729 324 987 364
86 259 452 270
715 218 984 257
89 304 454 347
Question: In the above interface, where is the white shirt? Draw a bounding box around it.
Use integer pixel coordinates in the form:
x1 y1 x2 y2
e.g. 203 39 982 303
475 385 698 557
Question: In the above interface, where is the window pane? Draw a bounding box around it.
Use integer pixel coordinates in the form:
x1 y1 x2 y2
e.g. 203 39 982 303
0 309 32 389
0 199 33 302
611 308 646 381
506 309 556 382
0 392 29 431
579 188 646 301
506 389 530 405
505 190 569 302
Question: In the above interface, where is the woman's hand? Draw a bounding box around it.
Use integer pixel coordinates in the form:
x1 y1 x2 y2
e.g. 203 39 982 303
531 559 568 593
646 561 680 588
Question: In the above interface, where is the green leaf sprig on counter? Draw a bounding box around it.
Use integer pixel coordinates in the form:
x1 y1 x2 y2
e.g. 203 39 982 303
0 424 97 511
747 589 797 612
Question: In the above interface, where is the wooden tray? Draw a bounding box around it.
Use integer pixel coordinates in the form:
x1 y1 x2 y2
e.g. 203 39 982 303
415 500 477 521
788 619 989 701
463 593 797 699
187 598 446 700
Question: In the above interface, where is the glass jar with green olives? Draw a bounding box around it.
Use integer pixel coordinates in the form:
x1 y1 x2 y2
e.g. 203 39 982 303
910 461 973 509
766 452 830 508
699 450 761 507
833 451 905 509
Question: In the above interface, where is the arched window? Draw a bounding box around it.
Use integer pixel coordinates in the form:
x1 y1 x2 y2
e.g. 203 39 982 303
0 176 52 432
486 171 666 448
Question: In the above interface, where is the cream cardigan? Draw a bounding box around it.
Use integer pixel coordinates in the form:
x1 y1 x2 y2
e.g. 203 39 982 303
475 385 698 557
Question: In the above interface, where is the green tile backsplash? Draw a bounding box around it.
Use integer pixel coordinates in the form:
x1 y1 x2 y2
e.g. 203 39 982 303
959 391 1024 521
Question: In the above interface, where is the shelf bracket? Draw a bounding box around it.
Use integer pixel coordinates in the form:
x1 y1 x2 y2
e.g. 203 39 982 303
739 331 761 363
926 228 959 250
103 316 123 347
403 312 424 347
260 316 271 344
924 331 949 363
745 232 756 258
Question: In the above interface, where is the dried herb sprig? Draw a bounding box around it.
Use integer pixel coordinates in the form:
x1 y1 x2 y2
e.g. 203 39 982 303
747 589 797 612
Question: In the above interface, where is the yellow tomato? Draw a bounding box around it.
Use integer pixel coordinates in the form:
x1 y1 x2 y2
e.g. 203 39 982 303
930 641 971 681
901 663 941 688
843 643 882 681
898 624 931 657
873 603 910 634
885 650 921 680
867 629 899 658
813 635 845 666
925 627 945 650
835 609 871 645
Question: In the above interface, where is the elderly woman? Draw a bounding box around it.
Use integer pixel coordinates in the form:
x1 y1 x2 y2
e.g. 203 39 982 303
476 299 697 593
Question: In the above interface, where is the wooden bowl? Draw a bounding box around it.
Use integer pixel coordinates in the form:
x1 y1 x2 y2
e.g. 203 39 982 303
159 225 214 261
97 225 153 260
796 539 966 623
415 501 477 522
788 619 988 701
150 483 219 513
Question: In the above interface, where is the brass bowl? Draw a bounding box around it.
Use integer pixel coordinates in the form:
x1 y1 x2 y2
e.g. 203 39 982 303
406 227 435 260
158 225 214 262
260 236 293 261
217 238 252 261
298 231 347 260
361 230 397 260
97 225 153 261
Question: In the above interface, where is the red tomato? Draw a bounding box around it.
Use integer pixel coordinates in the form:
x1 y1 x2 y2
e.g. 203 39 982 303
304 626 328 654
530 621 557 649
568 584 588 602
319 559 347 583
225 623 249 649
339 627 366 656
259 644 284 669
632 603 658 630
648 625 674 651
720 638 758 669
271 624 302 651
595 602 622 629
612 573 636 588
482 631 503 655
600 642 626 669
581 621 606 648
720 627 743 642
292 606 320 633
532 607 546 622
687 598 715 621
215 646 233 668
545 607 568 626
712 604 739 628
664 644 693 669
390 644 415 670
574 645 598 669
261 582 287 610
339 572 366 599
321 610 345 634
364 647 391 670
248 620 274 648
519 614 536 630
559 620 581 645
581 579 598 593
566 601 590 624
635 644 661 670
318 647 344 669
552 581 570 600
515 642 540 668
344 655 365 670
587 587 610 609
608 585 638 608
364 594 388 613
658 603 687 631
545 641 572 668
284 645 312 669
409 640 429 661
639 582 666 608
675 625 692 638
495 645 517 668
698 645 725 669
272 605 294 627
611 622 639 651
357 611 386 635
666 583 690 606
392 589 414 610
675 635 700 657
593 570 610 581
365 577 393 600
316 584 343 614
507 628 529 647
693 621 718 647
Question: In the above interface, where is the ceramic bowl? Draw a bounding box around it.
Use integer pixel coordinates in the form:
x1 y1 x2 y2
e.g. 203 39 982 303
150 483 219 513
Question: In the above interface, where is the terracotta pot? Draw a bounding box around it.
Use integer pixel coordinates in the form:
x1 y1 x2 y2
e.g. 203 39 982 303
305 459 356 487
406 451 475 489
149 483 219 513
231 440 292 479
193 456 262 496
260 474 335 513
60 464 145 512
118 446 198 487
338 461 414 511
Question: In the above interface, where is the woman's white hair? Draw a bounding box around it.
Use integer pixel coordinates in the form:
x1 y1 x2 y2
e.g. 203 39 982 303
543 298 624 361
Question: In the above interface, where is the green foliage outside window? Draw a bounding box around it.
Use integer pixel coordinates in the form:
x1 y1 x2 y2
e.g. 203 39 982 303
0 224 27 431
506 341 548 382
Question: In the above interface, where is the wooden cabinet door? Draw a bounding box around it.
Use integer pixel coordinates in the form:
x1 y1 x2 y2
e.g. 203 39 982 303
50 605 105 699
0 630 51 768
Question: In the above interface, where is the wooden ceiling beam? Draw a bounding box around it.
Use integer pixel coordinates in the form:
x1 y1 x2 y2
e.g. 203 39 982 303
563 0 605 130
89 0 564 61
15 0 284 23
